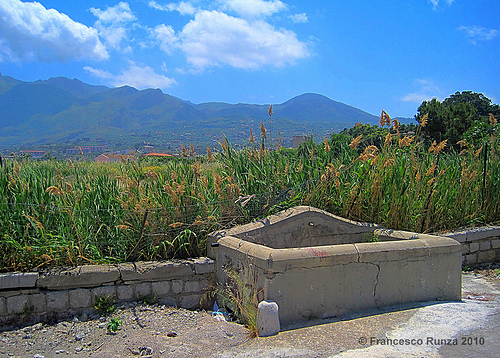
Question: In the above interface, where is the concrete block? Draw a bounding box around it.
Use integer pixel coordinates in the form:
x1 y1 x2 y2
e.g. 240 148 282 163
465 253 478 266
478 250 496 263
185 280 201 293
257 300 280 337
172 280 183 294
461 244 470 255
467 228 488 242
0 297 6 315
29 293 47 313
117 285 134 301
444 231 467 243
6 295 28 314
0 272 38 289
480 240 491 251
38 265 120 290
484 226 500 238
136 282 152 298
469 242 480 253
491 239 500 249
179 294 201 309
496 249 500 261
92 286 117 305
152 281 170 297
69 289 92 309
485 250 496 261
47 291 69 311
119 261 194 283
159 296 177 307
478 251 495 263
190 258 216 275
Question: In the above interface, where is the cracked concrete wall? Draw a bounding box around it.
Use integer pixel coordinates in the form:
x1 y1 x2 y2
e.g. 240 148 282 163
215 234 462 325
211 207 463 325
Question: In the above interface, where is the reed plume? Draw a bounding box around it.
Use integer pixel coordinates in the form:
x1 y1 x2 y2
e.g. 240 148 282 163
489 113 497 125
380 110 391 126
349 135 363 149
206 146 214 162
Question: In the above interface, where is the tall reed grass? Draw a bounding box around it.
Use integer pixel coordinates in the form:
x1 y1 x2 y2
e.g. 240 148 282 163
1 115 498 272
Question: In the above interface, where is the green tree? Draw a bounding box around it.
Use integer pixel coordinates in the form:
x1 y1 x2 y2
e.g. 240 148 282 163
415 91 499 147
443 91 500 118
339 124 389 150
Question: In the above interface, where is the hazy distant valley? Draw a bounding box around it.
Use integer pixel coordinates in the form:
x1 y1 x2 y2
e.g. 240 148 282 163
0 73 385 155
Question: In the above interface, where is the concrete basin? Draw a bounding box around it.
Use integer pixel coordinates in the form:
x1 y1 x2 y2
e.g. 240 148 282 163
208 206 462 325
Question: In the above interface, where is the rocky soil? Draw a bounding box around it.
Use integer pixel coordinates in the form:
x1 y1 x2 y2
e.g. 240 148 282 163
2 265 499 358
0 303 249 358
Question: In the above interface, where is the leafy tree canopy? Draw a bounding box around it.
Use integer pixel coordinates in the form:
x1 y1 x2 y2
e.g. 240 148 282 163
415 91 499 147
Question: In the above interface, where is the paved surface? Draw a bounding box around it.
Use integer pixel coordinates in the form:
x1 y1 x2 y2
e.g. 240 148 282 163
221 272 500 357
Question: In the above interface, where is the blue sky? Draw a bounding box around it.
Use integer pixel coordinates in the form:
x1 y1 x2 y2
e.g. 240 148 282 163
0 0 498 118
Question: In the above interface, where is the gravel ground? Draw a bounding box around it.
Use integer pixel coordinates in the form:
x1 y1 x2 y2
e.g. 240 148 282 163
0 304 250 358
1 266 499 358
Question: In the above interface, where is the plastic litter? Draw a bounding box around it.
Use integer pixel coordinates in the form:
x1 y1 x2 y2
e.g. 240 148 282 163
211 301 229 322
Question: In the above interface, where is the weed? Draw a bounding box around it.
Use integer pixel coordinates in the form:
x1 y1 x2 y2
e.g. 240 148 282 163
94 294 116 316
22 303 35 317
107 318 123 333
207 265 262 337
138 293 157 305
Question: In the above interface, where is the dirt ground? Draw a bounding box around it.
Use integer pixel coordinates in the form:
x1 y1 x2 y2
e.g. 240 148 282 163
1 264 499 358
0 304 250 358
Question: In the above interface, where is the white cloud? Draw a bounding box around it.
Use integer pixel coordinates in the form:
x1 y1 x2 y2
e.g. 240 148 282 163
289 13 308 24
85 62 177 90
90 2 136 52
177 10 309 71
90 2 136 24
0 0 108 62
153 24 178 53
401 92 436 103
402 79 444 103
83 66 113 79
219 0 287 18
430 0 455 10
149 1 197 15
457 25 498 44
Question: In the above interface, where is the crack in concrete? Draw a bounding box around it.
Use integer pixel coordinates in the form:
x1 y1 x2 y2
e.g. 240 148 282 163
353 244 361 263
371 262 381 306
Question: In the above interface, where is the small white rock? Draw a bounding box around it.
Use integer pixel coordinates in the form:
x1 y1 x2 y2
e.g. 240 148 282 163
256 300 280 337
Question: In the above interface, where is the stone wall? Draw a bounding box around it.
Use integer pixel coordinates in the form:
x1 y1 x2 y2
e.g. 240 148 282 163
0 258 215 330
441 226 500 266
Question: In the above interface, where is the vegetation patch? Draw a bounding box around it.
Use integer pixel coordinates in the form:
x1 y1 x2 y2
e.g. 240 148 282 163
0 93 499 272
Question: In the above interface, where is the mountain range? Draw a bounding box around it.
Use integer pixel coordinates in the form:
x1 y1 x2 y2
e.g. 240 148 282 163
0 73 381 151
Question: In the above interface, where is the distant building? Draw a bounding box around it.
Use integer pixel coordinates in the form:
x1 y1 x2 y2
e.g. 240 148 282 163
20 150 45 159
143 153 173 158
95 154 135 163
292 135 312 149
144 145 154 153
66 146 106 154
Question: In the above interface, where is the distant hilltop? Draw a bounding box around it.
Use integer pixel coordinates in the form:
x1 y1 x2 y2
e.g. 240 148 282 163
0 74 379 150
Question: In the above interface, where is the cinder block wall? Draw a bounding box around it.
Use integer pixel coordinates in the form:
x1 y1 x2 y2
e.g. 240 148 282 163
441 226 500 266
0 258 215 330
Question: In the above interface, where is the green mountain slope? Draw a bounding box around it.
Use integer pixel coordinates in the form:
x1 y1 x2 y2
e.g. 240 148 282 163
34 77 108 98
0 74 379 149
